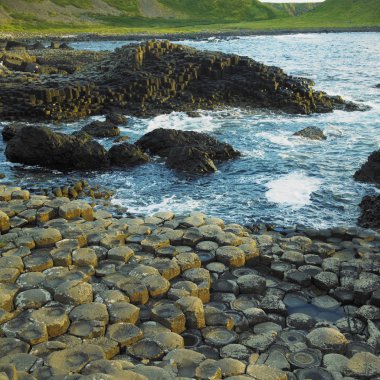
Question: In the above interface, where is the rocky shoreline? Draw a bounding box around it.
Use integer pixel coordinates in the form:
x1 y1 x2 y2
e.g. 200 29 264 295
0 182 379 379
0 40 362 122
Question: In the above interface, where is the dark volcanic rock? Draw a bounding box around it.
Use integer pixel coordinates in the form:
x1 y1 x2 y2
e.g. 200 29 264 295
166 146 218 173
106 113 128 126
5 126 110 170
137 128 239 174
0 40 362 122
294 126 326 140
358 195 380 228
354 150 380 184
109 142 149 166
2 123 24 141
81 121 120 138
137 128 239 161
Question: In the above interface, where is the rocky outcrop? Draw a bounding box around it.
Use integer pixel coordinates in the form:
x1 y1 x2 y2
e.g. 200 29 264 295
5 126 110 170
136 128 240 173
0 40 362 122
81 121 120 138
294 126 326 140
358 194 380 228
106 113 128 125
3 125 239 173
354 150 380 184
109 142 149 166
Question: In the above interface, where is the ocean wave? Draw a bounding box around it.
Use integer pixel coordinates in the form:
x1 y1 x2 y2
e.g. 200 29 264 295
146 112 220 133
265 172 322 209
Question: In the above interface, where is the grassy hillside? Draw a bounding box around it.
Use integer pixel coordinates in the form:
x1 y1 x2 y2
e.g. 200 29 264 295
0 0 378 34
270 3 319 16
245 0 380 30
157 0 283 21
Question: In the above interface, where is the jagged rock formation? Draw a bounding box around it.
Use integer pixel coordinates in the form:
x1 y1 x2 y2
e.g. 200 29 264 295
0 40 360 122
354 150 380 184
3 125 239 174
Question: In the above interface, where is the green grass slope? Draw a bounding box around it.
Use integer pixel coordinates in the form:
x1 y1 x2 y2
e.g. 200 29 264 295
248 0 380 29
0 0 378 33
157 0 284 21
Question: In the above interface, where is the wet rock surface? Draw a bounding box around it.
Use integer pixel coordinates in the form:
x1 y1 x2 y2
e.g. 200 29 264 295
354 150 380 185
0 40 360 122
5 125 110 170
293 126 326 140
137 128 240 173
0 184 379 379
3 125 239 173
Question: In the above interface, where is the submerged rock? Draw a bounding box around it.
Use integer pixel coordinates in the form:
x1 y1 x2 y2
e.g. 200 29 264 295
354 150 380 184
293 126 326 140
5 126 110 170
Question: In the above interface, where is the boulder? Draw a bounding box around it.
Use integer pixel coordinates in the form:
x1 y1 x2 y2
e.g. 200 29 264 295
109 143 149 166
358 194 380 228
5 126 110 170
81 121 120 138
136 128 239 173
294 126 326 140
354 150 380 184
106 113 128 125
137 128 239 161
166 146 217 173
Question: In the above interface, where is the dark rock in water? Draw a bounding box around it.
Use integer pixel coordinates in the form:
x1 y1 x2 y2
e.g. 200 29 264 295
0 173 5 179
5 126 110 170
354 150 380 184
59 43 72 50
358 195 380 228
2 123 24 141
0 40 362 122
293 126 326 140
109 142 149 166
166 146 217 173
81 121 120 138
375 84 380 88
106 113 128 126
137 128 240 161
137 128 239 174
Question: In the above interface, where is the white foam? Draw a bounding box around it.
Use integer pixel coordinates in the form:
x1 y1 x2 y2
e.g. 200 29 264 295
146 112 220 133
257 131 294 146
112 195 202 215
266 172 322 208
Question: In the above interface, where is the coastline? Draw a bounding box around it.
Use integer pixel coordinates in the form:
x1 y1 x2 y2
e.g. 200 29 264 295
0 181 379 378
1 26 379 42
